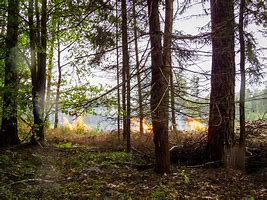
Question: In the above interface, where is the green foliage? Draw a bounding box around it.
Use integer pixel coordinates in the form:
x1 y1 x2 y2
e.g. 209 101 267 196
180 170 190 185
61 84 104 115
109 151 128 160
89 25 116 50
57 142 74 149
151 184 172 200
0 146 264 199
245 32 263 84
0 155 10 164
84 151 130 164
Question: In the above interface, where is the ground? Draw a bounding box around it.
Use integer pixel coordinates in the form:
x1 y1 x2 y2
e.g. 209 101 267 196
0 121 266 199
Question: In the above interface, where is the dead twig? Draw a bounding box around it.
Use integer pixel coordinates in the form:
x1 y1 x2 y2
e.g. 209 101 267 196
187 160 222 168
0 170 21 178
1 179 54 189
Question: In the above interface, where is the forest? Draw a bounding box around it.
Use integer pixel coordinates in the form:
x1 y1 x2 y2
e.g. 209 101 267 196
0 0 266 199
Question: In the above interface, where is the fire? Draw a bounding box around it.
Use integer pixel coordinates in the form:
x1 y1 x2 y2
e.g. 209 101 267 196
63 116 72 129
72 116 90 131
186 117 207 132
131 117 152 133
62 116 91 132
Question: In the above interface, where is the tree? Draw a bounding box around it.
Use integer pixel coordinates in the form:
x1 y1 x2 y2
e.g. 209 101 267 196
170 69 177 131
121 0 131 152
207 0 235 162
0 0 20 147
133 0 144 135
54 23 61 128
163 0 174 133
239 0 246 145
148 0 171 174
28 0 47 143
116 0 121 139
45 9 58 122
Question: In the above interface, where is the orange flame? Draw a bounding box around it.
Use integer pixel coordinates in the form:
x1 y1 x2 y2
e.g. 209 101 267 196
131 117 152 133
63 116 72 130
72 116 90 131
186 117 207 132
62 116 91 131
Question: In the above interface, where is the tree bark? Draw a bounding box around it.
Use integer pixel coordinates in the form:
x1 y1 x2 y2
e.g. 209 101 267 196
239 0 246 146
54 20 61 129
121 0 131 152
163 0 175 132
116 0 121 139
31 0 47 142
45 13 57 120
121 0 126 141
28 0 38 144
0 0 20 147
133 0 144 135
208 0 235 162
170 72 177 131
29 0 47 143
148 0 170 174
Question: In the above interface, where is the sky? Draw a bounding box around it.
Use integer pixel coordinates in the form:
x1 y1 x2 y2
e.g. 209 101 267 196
88 1 266 90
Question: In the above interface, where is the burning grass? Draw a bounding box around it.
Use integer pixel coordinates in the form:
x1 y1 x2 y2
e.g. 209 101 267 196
185 117 207 132
131 117 153 134
46 128 155 153
46 115 209 153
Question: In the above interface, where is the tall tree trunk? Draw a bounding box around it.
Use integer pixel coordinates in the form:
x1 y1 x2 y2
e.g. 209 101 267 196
122 68 126 140
239 0 246 146
54 21 61 129
121 0 131 152
148 0 170 174
35 0 40 49
116 0 121 139
121 4 126 142
208 0 235 162
28 0 38 144
133 0 144 135
0 0 20 147
163 0 174 132
170 72 177 131
30 0 47 143
45 13 57 119
45 37 55 117
34 0 47 142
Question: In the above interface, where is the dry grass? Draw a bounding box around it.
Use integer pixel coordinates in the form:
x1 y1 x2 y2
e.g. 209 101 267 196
45 127 208 158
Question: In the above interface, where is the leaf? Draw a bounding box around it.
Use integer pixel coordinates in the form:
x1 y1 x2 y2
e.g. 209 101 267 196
180 170 190 185
184 174 190 184
57 142 73 149
0 155 10 164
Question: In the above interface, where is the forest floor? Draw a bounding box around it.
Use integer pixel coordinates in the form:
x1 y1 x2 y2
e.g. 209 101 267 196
0 120 266 200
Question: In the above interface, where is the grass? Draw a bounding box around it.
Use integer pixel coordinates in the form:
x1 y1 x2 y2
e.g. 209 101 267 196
0 143 266 199
0 123 266 199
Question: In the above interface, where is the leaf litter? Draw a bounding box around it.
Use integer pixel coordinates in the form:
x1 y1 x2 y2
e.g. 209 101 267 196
0 122 266 199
